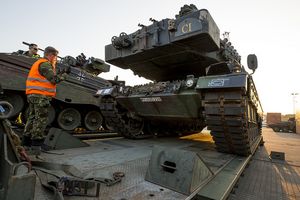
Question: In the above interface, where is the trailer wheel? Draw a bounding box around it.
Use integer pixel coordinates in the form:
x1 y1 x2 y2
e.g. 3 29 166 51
282 127 289 133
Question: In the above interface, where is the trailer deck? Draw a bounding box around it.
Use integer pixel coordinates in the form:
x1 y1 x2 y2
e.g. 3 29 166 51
30 128 300 200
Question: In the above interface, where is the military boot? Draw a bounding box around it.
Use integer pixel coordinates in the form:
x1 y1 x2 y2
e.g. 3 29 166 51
30 139 44 156
21 135 32 148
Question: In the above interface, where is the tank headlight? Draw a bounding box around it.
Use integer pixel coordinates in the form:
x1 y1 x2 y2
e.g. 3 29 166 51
185 75 195 88
185 78 194 87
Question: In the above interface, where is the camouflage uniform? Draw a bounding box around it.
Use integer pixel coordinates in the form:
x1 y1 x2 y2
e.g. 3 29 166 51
24 61 65 140
23 94 51 139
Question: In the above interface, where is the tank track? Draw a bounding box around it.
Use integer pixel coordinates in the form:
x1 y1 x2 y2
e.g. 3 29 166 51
204 89 262 156
99 96 150 139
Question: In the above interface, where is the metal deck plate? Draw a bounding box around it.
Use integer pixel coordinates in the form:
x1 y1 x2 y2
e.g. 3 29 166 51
33 128 300 200
34 135 234 200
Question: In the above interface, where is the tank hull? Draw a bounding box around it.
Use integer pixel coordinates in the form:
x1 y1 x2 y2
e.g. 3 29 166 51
98 73 263 156
117 92 202 120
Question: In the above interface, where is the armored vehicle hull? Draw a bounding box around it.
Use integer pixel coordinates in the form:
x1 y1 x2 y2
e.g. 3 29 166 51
98 4 263 156
0 53 112 131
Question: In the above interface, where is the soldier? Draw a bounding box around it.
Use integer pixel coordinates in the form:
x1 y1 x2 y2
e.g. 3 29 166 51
22 46 67 154
23 43 40 58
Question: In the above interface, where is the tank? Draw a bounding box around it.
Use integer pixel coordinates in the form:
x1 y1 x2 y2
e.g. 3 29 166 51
98 4 263 156
268 117 296 133
0 52 114 131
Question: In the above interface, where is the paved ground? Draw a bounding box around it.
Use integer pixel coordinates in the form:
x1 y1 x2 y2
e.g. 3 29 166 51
229 128 300 200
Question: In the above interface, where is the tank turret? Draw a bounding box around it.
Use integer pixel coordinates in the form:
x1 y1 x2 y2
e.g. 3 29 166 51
105 4 241 81
61 53 110 76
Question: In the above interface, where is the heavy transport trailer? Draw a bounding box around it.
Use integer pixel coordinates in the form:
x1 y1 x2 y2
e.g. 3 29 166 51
31 133 263 200
0 86 286 200
98 4 263 156
0 52 117 131
2 100 298 200
0 106 263 200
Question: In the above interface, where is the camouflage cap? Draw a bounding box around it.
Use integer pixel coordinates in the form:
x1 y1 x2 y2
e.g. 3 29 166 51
44 46 59 56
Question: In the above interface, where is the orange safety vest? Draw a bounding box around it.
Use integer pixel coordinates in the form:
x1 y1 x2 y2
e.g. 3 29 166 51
26 58 56 97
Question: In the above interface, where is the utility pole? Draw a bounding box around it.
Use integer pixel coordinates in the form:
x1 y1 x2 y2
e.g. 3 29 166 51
291 93 299 115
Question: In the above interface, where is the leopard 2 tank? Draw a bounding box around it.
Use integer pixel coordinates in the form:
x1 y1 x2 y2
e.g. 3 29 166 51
98 4 263 156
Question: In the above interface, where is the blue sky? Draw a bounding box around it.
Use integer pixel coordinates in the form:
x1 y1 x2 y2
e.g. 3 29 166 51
1 0 300 114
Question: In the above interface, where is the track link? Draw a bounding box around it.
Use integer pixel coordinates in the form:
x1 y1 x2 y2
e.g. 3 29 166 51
204 89 262 156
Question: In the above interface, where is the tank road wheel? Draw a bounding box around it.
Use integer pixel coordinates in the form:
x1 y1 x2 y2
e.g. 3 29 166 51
272 127 280 132
126 118 145 138
57 108 81 130
102 121 115 131
84 111 103 131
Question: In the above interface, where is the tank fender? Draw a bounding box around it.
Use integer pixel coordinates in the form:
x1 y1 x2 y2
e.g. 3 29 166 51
195 73 247 89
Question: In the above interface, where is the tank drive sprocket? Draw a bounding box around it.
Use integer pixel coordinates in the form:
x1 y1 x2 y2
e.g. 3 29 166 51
100 97 150 139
